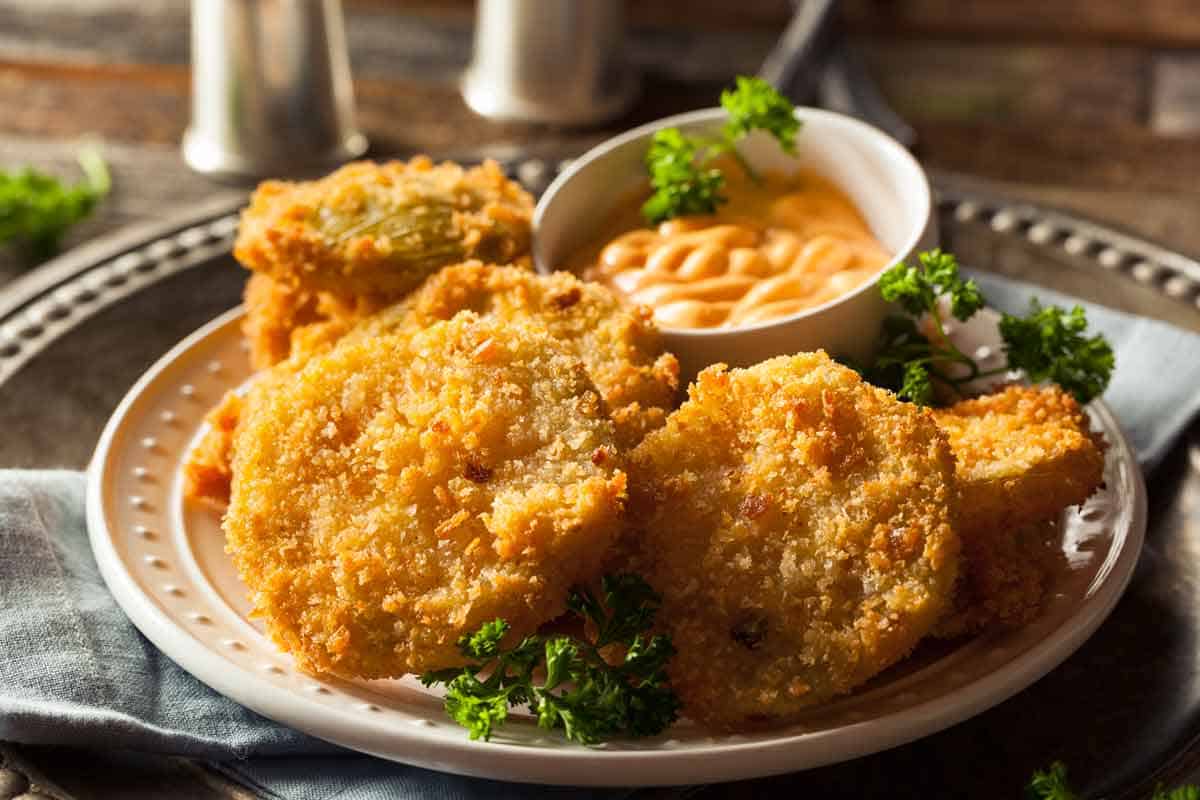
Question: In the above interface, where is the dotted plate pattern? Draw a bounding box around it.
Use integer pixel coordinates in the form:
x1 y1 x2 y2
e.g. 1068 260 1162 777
84 307 1147 786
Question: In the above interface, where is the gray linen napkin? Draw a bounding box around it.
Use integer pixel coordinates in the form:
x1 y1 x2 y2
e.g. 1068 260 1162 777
0 274 1197 799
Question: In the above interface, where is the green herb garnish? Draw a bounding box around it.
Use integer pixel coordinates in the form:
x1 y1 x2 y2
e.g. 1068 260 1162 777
1027 761 1200 800
998 301 1115 406
865 249 1114 406
0 147 111 258
642 129 727 226
642 76 800 224
420 573 680 745
1155 788 1200 800
1027 762 1079 800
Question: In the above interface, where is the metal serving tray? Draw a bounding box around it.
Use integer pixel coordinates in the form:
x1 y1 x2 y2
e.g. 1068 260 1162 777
0 162 1197 799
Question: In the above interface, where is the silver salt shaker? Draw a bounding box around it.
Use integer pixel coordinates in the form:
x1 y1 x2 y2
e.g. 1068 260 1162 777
462 0 637 126
183 0 368 181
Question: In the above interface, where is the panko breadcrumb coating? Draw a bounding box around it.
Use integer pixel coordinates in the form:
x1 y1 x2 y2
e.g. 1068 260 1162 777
627 352 959 728
184 263 678 505
234 158 534 300
182 390 243 506
241 273 384 371
241 274 324 369
934 518 1066 638
224 313 627 678
342 262 680 447
930 384 1105 636
184 303 357 506
932 385 1105 535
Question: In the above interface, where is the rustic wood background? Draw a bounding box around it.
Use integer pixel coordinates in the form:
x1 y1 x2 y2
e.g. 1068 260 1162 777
4 0 1200 273
2 1 1199 797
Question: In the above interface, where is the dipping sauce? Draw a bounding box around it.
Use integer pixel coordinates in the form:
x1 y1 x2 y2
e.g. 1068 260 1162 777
570 165 890 330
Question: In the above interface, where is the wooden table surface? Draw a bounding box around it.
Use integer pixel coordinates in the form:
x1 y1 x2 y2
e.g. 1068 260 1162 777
3 1 1200 797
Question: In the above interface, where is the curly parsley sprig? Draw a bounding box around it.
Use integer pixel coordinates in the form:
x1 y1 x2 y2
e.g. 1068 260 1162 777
1027 761 1198 800
0 147 111 258
1027 762 1079 800
865 249 1114 406
642 76 800 224
420 574 680 745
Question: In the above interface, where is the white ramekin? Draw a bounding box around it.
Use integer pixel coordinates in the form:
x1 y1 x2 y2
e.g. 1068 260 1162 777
533 107 935 382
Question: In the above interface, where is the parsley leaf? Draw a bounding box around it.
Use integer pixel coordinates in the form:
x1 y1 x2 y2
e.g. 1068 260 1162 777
459 618 508 659
1028 761 1200 800
721 76 801 155
865 249 1113 406
0 147 111 259
1154 787 1200 800
999 301 1115 405
420 573 680 745
879 249 983 322
642 76 800 224
1027 761 1078 800
642 129 727 224
898 362 935 407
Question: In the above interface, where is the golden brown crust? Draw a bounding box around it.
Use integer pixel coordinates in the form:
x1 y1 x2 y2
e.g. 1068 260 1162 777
345 262 680 448
224 313 626 678
185 280 364 506
933 384 1106 535
933 518 1066 638
241 274 323 370
184 264 676 506
930 385 1106 635
234 158 533 300
240 274 392 371
626 352 959 729
182 390 244 506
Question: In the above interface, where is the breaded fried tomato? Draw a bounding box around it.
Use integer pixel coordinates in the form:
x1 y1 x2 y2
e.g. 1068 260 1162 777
234 158 533 299
932 384 1106 535
240 273 385 371
350 262 680 446
224 313 627 678
183 264 677 506
934 518 1066 638
931 384 1105 636
627 352 959 728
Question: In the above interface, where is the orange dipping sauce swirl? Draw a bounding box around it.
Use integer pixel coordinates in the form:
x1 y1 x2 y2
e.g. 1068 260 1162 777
573 165 890 330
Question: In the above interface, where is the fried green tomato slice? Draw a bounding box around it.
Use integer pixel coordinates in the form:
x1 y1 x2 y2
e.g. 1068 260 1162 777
343 262 680 447
627 352 959 729
186 264 678 506
234 158 533 298
932 384 1105 537
933 517 1067 639
224 312 627 678
929 385 1104 637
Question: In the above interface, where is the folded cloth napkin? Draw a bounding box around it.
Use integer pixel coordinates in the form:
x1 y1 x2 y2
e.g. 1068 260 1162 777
1 274 1198 800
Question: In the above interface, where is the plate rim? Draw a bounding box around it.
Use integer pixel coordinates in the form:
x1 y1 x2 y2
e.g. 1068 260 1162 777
86 307 1148 787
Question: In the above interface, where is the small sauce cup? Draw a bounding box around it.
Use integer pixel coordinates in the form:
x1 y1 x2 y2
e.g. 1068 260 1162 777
533 107 935 381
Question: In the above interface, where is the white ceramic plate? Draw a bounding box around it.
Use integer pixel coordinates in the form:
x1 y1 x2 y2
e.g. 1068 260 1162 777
87 307 1147 787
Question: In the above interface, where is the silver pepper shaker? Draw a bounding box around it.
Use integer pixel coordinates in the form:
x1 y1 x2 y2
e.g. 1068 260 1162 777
462 0 637 126
183 0 368 181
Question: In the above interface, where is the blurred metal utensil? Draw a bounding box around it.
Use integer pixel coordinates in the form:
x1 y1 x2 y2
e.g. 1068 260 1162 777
757 0 839 105
820 49 916 148
462 0 637 125
759 0 916 149
183 0 368 182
